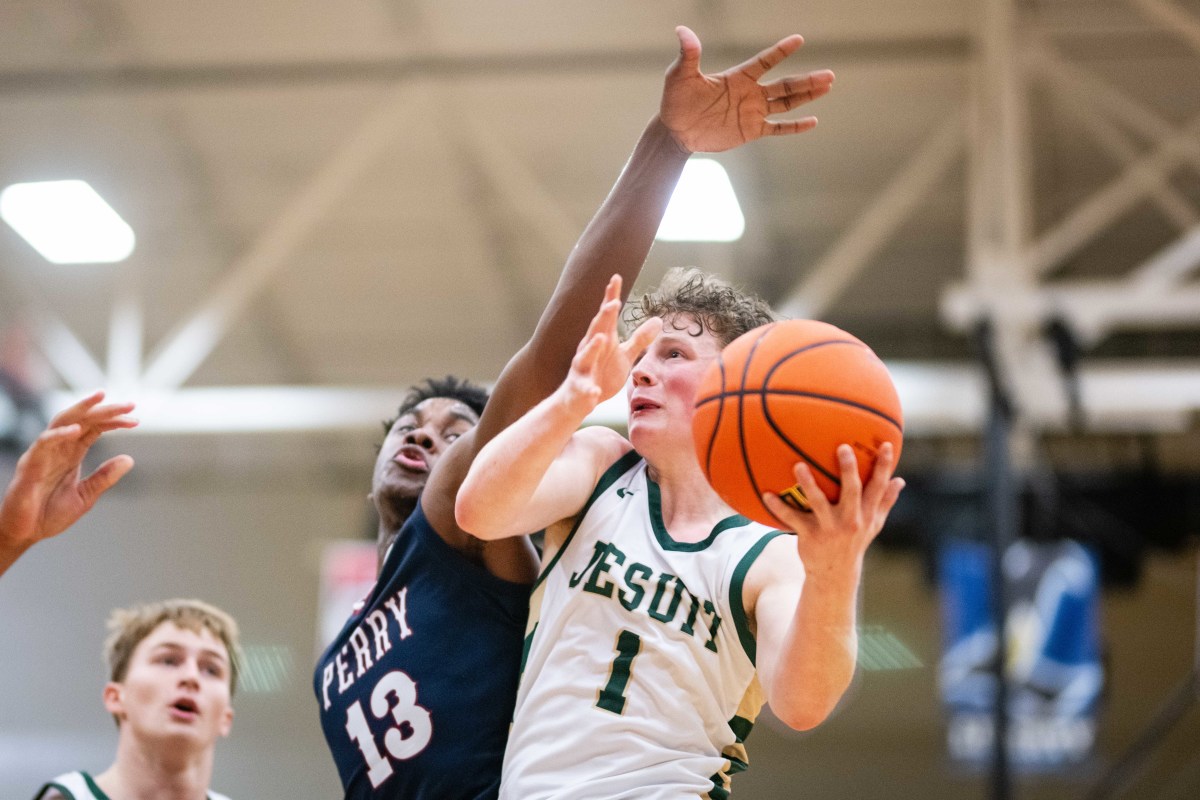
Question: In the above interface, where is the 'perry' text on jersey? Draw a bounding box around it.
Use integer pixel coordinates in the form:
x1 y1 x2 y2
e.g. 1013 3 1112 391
320 586 413 710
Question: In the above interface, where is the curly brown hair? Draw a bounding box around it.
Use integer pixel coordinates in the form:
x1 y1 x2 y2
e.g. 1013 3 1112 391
623 267 776 346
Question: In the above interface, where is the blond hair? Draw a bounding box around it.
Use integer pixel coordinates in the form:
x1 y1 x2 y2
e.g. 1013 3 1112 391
104 598 241 696
624 267 776 346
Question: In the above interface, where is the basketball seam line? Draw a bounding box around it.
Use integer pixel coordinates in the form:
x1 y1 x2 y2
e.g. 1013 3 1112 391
704 352 727 477
696 388 902 432
738 329 767 519
778 338 871 358
761 398 842 486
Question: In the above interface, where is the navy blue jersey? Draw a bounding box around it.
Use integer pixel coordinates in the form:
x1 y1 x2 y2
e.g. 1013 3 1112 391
314 501 530 799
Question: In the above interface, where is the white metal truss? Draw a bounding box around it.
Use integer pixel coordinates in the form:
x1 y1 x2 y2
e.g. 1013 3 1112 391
938 0 1200 431
139 82 426 392
16 1 1200 435
779 113 965 321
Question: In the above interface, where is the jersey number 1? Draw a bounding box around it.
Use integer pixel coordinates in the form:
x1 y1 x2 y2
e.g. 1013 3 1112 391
344 670 433 788
596 629 642 714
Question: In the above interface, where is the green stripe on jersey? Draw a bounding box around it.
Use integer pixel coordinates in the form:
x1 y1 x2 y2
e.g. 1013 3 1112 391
646 476 753 551
729 531 787 665
520 622 538 676
706 773 731 800
729 713 754 744
83 775 110 800
534 449 642 589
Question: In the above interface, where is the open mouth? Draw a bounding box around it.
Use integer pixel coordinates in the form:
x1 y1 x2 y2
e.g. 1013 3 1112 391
169 697 200 720
392 445 428 472
630 399 661 414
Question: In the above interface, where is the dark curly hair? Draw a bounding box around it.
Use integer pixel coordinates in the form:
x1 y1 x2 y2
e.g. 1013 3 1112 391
623 267 775 346
382 375 489 435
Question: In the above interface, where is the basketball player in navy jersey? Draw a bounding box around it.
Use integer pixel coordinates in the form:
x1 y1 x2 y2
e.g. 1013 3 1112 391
313 25 836 799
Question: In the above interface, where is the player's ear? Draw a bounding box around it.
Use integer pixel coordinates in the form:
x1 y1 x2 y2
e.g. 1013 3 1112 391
219 705 234 738
102 682 125 720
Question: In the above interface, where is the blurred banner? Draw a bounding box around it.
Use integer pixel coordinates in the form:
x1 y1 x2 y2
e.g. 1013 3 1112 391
316 540 378 656
938 538 1104 771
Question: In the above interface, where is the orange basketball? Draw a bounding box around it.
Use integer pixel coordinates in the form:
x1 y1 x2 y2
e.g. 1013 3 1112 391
692 319 903 528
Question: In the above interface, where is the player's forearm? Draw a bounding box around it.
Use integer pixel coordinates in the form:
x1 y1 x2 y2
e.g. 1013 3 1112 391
0 547 23 578
477 119 687 440
0 523 32 578
456 387 590 540
767 567 863 731
527 117 688 377
0 486 33 578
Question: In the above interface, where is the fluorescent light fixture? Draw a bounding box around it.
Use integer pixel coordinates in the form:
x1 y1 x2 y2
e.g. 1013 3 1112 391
0 179 135 264
655 158 745 242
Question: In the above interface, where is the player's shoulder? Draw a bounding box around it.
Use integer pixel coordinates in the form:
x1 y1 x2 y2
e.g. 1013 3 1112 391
32 773 233 800
745 532 803 590
568 425 634 474
31 772 91 800
574 423 629 449
732 532 801 631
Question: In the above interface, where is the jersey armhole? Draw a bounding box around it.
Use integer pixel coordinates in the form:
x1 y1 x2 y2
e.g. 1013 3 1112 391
531 448 641 590
729 531 789 665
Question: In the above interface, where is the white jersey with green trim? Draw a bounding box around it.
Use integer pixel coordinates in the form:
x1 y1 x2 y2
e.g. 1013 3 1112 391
33 771 232 800
500 451 787 800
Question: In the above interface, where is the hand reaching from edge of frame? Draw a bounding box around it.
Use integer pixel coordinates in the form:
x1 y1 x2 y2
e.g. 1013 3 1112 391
0 391 137 562
660 25 835 154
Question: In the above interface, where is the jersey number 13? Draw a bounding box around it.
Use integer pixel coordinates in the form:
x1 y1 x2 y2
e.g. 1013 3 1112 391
344 670 433 788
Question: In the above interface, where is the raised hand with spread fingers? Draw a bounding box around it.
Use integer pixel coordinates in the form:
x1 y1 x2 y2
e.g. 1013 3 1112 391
661 25 834 154
0 391 137 577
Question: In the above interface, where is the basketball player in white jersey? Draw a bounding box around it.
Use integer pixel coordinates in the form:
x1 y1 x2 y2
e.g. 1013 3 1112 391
0 391 136 579
457 269 905 798
1 399 239 798
33 598 241 800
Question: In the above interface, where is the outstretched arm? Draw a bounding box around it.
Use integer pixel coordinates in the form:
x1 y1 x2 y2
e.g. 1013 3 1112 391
427 26 834 538
750 444 904 730
0 391 137 578
456 276 660 540
483 26 833 435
